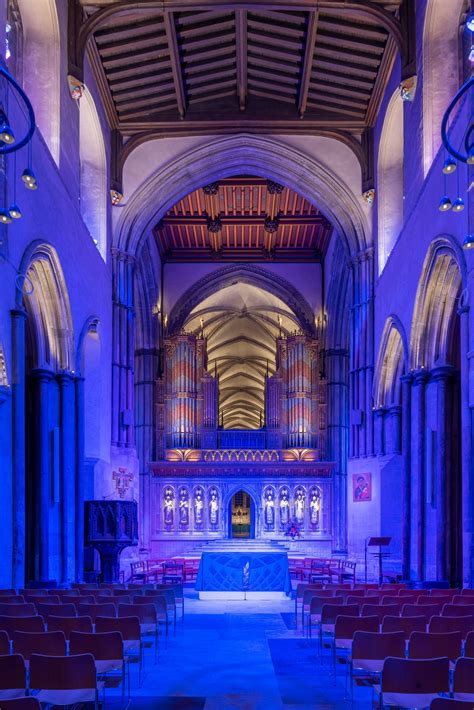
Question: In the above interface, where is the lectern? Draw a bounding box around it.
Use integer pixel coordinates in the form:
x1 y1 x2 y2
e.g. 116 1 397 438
85 500 138 582
365 536 391 585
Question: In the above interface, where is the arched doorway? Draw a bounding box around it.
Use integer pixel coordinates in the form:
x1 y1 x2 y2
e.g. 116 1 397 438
229 491 255 539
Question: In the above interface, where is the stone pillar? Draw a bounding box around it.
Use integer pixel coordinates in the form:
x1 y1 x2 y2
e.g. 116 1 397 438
411 369 428 580
400 374 413 579
374 407 385 456
325 347 349 553
432 366 455 581
57 372 76 583
388 405 402 455
112 249 135 447
30 368 54 581
75 376 85 581
11 309 26 587
461 301 474 585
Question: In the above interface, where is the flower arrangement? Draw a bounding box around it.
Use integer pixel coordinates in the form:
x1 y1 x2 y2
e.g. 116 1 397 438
284 519 304 540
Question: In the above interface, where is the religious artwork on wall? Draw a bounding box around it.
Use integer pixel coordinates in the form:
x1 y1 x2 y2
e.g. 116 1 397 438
112 467 133 498
193 486 204 530
163 487 175 530
294 486 305 525
178 487 190 531
352 473 372 502
209 486 219 531
309 486 321 531
263 486 276 531
279 487 290 530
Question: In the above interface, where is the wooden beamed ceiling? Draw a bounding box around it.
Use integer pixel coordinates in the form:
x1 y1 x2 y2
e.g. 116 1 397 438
77 1 402 151
153 176 332 262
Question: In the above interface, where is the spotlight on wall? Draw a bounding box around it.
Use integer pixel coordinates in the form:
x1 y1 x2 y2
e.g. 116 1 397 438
0 208 12 224
466 13 474 32
21 168 37 190
438 195 452 211
442 157 457 174
463 234 474 250
8 203 22 219
467 146 474 165
452 197 465 212
110 189 123 206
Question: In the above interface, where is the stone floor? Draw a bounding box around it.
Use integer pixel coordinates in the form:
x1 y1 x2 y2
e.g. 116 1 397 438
106 588 374 710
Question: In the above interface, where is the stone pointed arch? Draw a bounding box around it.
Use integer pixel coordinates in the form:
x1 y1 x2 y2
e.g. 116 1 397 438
422 0 466 175
18 241 74 372
374 315 408 408
80 88 107 259
115 134 369 260
168 264 317 337
377 89 404 274
410 237 466 370
17 0 60 164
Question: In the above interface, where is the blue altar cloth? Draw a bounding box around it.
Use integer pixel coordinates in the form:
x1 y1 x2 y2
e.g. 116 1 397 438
195 551 292 594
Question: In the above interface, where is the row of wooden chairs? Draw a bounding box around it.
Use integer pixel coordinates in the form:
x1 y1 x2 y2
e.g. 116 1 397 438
288 557 357 584
130 558 200 584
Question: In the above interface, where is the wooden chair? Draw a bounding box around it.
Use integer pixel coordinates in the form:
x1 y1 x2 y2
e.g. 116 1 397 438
0 654 27 702
0 616 44 635
0 630 10 655
0 590 16 596
378 656 450 709
408 631 462 665
430 699 474 709
381 615 427 639
453 657 474 703
399 588 430 597
339 560 356 585
452 595 474 605
0 604 35 618
294 583 325 625
70 630 126 703
443 604 474 617
402 601 444 617
0 698 41 709
95 616 143 685
97 594 132 609
118 604 158 662
0 597 25 605
134 595 169 635
360 603 401 624
47 615 93 639
36 603 76 620
72 583 99 590
350 631 405 699
155 583 184 619
430 589 459 599
419 595 451 607
77 603 116 622
319 604 360 655
429 615 474 639
12 631 66 667
130 561 147 584
332 615 378 678
460 589 474 597
305 592 339 637
29 653 99 709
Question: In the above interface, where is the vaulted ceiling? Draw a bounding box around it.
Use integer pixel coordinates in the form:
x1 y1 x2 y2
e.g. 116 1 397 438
76 1 403 161
154 176 332 262
184 282 301 429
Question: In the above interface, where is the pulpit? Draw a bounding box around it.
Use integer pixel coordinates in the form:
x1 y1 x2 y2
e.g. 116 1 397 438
85 500 138 582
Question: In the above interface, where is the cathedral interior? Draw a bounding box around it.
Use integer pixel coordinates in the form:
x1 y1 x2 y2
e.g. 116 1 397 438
0 0 472 707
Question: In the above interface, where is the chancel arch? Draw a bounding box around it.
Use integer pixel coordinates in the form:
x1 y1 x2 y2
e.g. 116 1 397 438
16 0 60 164
422 0 467 175
377 90 404 273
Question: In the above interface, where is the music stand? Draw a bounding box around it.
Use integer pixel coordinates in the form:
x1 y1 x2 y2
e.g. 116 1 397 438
365 536 391 584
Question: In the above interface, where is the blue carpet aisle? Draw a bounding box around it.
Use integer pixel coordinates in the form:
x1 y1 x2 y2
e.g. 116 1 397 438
106 589 373 710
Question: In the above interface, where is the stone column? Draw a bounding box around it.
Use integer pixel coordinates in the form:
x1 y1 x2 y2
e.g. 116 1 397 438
411 369 428 580
400 374 413 579
461 299 474 585
30 368 54 581
112 249 135 447
325 347 349 553
75 376 85 581
11 309 26 587
432 366 455 581
374 407 385 456
57 372 76 583
388 405 402 455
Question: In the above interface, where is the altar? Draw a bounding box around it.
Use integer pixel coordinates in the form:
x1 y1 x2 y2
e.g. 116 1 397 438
195 551 292 600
